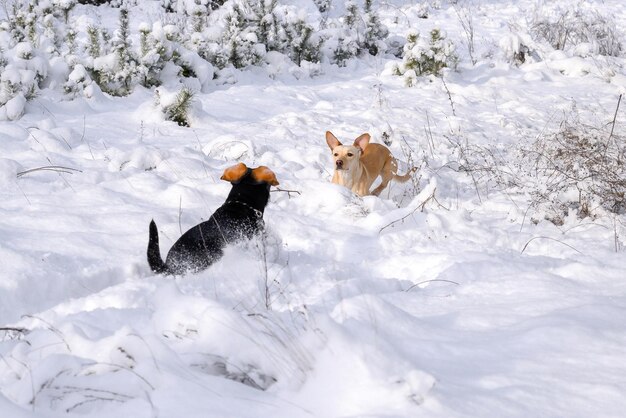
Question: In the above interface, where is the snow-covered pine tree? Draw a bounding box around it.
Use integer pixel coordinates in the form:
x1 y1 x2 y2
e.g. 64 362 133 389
313 0 331 14
66 28 77 55
6 2 38 44
86 25 102 59
333 35 358 67
332 1 361 65
160 0 175 13
157 86 195 126
394 28 457 86
0 42 46 120
138 23 168 88
112 8 135 93
344 0 360 31
64 64 94 97
189 1 211 33
53 0 77 24
283 17 322 65
335 0 387 59
251 0 280 52
362 0 388 56
93 7 138 95
222 3 264 69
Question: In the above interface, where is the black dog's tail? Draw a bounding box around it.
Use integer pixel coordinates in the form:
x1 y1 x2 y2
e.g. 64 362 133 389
147 220 169 274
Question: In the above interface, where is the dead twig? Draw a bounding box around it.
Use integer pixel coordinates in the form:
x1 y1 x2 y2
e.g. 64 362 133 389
81 115 95 160
608 94 622 142
521 236 583 255
21 314 71 352
0 327 28 333
441 77 456 117
0 327 29 341
379 187 437 234
271 187 301 198
405 279 460 292
17 165 82 178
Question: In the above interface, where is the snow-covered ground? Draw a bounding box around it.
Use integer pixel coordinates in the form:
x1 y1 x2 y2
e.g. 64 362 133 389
2 0 626 417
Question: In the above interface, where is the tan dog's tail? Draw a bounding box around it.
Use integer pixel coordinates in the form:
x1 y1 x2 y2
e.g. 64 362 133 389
392 161 418 183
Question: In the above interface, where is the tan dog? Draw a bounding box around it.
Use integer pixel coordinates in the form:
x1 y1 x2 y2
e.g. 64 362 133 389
326 131 416 196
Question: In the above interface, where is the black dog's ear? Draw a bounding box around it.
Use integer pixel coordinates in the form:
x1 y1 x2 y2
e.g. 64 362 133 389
251 166 279 186
221 162 248 183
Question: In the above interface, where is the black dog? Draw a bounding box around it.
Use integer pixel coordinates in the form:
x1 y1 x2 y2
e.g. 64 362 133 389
147 163 279 275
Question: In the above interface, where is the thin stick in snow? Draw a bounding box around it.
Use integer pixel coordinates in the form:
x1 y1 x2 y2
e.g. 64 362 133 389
379 187 437 234
520 236 583 255
17 165 83 178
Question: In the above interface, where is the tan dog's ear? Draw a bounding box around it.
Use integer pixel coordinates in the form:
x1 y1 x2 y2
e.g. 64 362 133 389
221 162 248 183
353 133 370 152
251 166 279 186
326 131 342 150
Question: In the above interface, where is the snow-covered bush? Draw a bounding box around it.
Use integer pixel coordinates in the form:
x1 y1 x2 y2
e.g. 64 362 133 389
63 63 94 97
393 29 457 86
332 35 359 67
282 14 323 66
332 0 388 64
499 33 541 66
362 0 389 56
0 0 394 119
0 42 49 120
101 7 137 95
530 4 623 57
155 86 196 126
85 25 103 59
4 1 38 44
220 3 266 69
517 111 626 223
53 0 77 23
313 0 330 13
216 0 325 69
138 22 170 88
190 1 212 32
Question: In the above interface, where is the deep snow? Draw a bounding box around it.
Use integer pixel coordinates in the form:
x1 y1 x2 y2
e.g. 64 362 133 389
2 1 626 417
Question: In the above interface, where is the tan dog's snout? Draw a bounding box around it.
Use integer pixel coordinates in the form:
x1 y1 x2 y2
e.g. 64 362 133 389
335 159 344 169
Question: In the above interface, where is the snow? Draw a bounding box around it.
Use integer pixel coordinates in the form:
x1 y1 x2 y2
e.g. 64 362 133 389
1 0 626 417
2 93 27 121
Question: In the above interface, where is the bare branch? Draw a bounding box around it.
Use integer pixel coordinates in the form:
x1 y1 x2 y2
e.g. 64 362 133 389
521 236 583 255
271 187 301 198
405 279 460 292
17 165 82 178
379 187 437 234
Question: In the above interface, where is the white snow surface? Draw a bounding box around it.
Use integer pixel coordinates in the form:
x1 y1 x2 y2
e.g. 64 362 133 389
2 1 626 417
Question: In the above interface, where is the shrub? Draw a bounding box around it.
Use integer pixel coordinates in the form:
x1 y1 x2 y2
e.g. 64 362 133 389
157 86 196 127
518 107 626 223
283 17 322 66
530 5 622 56
333 36 359 67
362 0 389 56
221 4 266 69
393 29 458 86
338 0 388 58
0 41 47 120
